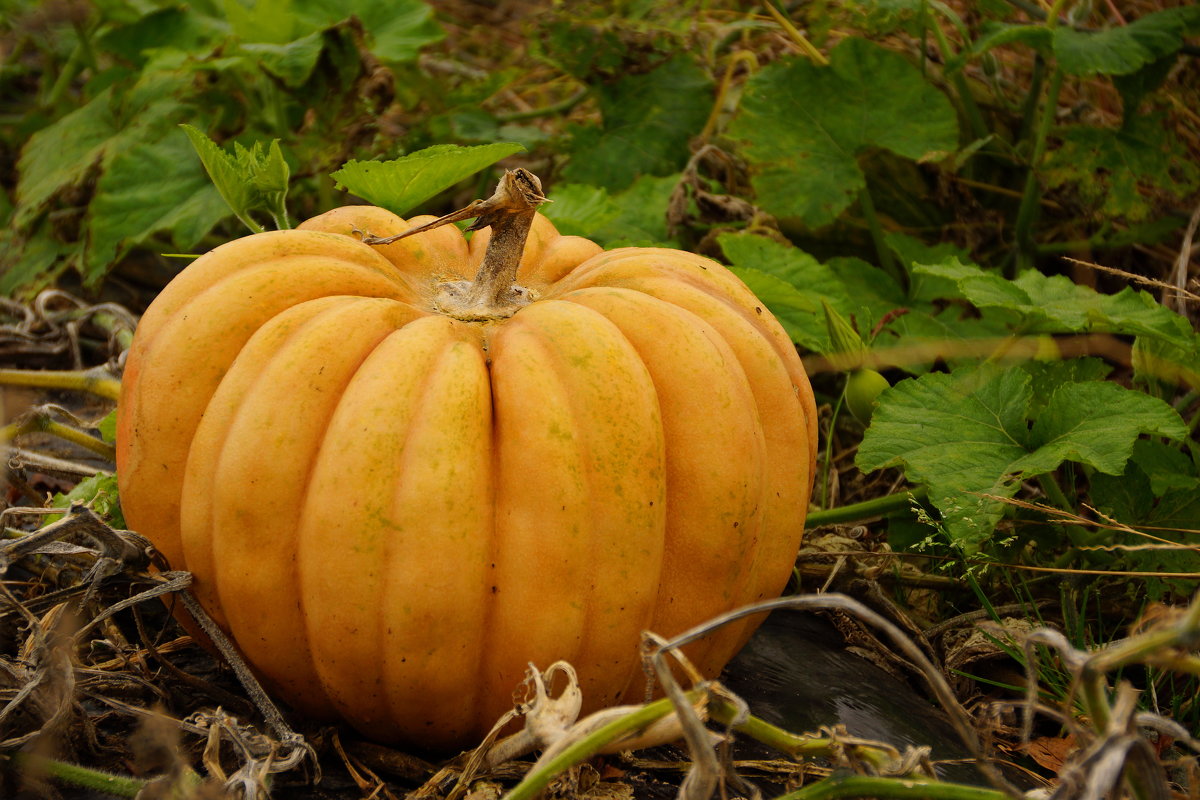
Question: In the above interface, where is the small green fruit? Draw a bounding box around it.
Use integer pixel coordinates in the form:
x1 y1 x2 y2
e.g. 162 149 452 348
844 368 890 425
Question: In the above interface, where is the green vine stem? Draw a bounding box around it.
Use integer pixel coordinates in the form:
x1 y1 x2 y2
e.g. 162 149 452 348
707 696 897 772
925 2 989 143
857 185 906 292
503 694 692 800
497 88 588 123
775 773 1011 800
1010 0 1070 276
0 367 121 401
806 487 929 528
1 413 116 462
762 1 829 66
502 690 922 800
3 752 146 798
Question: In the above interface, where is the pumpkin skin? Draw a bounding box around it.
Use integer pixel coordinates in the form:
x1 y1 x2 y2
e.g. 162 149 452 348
116 203 817 751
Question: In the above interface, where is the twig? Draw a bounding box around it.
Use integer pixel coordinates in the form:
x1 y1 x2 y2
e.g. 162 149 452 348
1171 198 1200 315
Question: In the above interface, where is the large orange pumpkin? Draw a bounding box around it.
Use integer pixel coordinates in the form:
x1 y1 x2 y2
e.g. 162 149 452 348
116 170 817 750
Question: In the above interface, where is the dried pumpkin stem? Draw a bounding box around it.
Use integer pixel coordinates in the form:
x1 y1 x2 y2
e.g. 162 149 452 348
362 168 548 320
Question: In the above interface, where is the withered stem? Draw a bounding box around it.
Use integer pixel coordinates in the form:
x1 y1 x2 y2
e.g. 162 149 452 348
362 169 547 320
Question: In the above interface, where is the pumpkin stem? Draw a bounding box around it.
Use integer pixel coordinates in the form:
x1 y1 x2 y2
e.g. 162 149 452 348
362 169 548 320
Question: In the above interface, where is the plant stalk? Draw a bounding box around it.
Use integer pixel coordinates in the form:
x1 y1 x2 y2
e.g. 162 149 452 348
857 185 906 292
775 773 1011 800
363 169 548 320
0 367 121 401
807 487 929 527
1 416 116 461
4 752 146 798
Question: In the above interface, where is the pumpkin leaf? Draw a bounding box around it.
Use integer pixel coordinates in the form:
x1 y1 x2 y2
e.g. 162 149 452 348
1090 442 1200 599
1133 332 1200 392
727 266 829 352
47 473 126 530
15 88 118 227
86 127 230 283
239 31 326 87
562 57 713 191
1051 6 1200 76
857 364 1188 550
729 37 959 228
1041 114 1200 223
97 410 119 445
1015 381 1187 476
331 142 525 217
289 0 443 63
224 0 442 61
912 255 1196 347
181 124 291 232
543 174 678 247
719 233 908 352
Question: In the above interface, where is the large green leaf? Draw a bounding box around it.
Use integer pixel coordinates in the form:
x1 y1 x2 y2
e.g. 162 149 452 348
1090 441 1200 599
1133 333 1200 392
331 143 525 216
857 364 1188 550
86 128 230 283
727 267 830 352
857 366 1033 549
913 256 1196 348
1052 7 1200 76
15 89 118 226
239 31 326 87
541 175 678 248
1042 114 1200 223
1015 381 1187 476
223 0 441 60
720 233 941 354
292 0 442 62
562 57 712 191
728 38 958 227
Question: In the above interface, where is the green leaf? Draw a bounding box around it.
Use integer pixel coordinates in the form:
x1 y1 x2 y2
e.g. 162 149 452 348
1015 381 1187 476
0 229 72 296
720 233 907 351
1042 114 1200 223
542 175 678 248
1130 439 1197 496
240 31 326 87
181 125 291 232
1133 332 1200 392
47 473 126 530
1052 7 1200 76
857 365 1188 550
562 57 712 191
331 142 525 216
857 365 1033 549
15 89 118 226
1020 358 1111 416
1091 444 1200 600
913 256 1196 348
86 128 230 282
97 409 118 445
225 0 303 44
729 38 959 227
969 23 1052 58
1112 55 1177 122
728 267 829 352
290 0 443 62
99 7 226 66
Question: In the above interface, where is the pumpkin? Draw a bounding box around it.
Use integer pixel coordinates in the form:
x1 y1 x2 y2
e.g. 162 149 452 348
116 169 817 751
